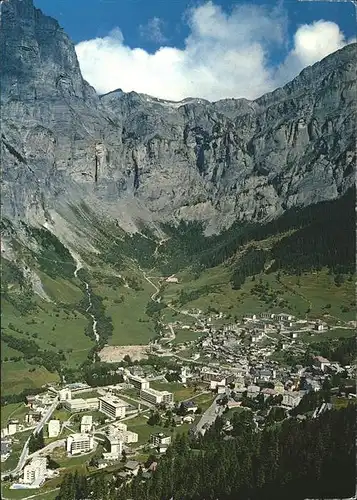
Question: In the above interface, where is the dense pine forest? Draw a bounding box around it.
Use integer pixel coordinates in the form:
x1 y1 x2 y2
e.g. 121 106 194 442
157 187 355 275
56 405 355 500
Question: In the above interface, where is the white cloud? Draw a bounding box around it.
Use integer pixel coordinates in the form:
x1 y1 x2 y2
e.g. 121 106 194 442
276 20 352 84
75 2 352 102
139 17 167 44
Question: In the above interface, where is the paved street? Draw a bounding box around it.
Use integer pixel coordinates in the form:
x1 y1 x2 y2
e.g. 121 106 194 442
195 396 223 435
1 398 59 479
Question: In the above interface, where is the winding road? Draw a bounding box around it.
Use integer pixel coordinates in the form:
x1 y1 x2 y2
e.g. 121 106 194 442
2 398 59 480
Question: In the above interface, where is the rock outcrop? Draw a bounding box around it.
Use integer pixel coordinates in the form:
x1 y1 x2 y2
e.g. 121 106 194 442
1 0 356 234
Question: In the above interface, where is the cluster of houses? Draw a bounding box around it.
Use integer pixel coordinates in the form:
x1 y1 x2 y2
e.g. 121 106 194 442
193 312 332 364
2 305 354 488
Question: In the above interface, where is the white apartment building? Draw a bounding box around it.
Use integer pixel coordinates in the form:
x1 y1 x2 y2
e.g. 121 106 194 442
80 415 93 433
119 430 138 444
107 435 123 457
107 424 138 443
150 433 171 446
282 391 303 408
67 433 94 455
7 422 18 436
140 387 173 405
63 398 99 412
47 420 60 438
58 389 72 402
127 374 150 390
210 379 226 390
23 457 47 486
99 395 126 419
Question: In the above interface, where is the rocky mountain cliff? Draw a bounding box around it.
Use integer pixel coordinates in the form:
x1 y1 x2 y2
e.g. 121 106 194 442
1 0 356 238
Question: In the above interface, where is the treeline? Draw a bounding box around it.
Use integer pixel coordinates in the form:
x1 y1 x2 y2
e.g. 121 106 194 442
1 259 35 314
56 355 181 391
81 363 124 387
177 284 217 306
145 300 166 317
231 248 267 289
159 187 354 277
29 429 45 453
56 405 355 500
1 387 45 406
2 332 65 373
309 336 355 366
27 226 76 279
270 335 356 369
103 229 157 270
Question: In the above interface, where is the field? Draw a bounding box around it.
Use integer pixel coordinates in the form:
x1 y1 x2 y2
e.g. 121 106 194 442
71 390 101 399
149 381 197 401
2 226 354 402
0 402 29 427
126 415 192 446
92 270 156 346
331 396 355 410
1 360 60 396
299 328 355 344
161 267 354 324
1 485 59 500
1 298 94 369
1 430 33 473
171 329 205 345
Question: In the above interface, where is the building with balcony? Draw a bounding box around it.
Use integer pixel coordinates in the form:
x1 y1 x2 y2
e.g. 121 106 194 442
67 433 94 455
127 375 150 390
47 420 60 438
140 387 173 405
80 415 93 433
150 433 171 447
99 395 126 419
23 457 47 486
63 398 99 412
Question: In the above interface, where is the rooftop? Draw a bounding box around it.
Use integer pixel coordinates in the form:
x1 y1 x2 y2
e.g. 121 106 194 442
68 433 92 440
81 415 93 425
125 460 140 470
99 395 127 407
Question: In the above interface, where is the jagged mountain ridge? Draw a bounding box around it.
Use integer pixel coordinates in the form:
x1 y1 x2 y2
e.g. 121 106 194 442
1 0 356 238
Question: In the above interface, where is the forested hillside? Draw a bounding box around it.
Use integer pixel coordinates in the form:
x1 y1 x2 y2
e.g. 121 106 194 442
157 186 355 279
56 405 355 500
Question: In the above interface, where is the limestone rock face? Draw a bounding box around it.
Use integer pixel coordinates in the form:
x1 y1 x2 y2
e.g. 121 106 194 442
1 0 356 234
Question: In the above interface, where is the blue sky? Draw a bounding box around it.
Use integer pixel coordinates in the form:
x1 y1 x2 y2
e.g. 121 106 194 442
34 0 356 101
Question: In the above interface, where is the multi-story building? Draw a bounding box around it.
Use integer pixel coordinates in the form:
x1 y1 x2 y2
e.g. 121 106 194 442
247 385 260 398
99 395 126 419
1 439 11 462
313 356 331 372
58 389 72 402
80 415 93 433
140 388 173 405
23 457 47 485
107 424 138 443
150 433 171 447
201 370 222 382
7 421 18 436
107 435 123 457
282 391 304 408
210 379 226 390
119 430 138 443
63 398 99 412
127 375 150 391
274 381 285 394
47 420 60 438
66 433 94 455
